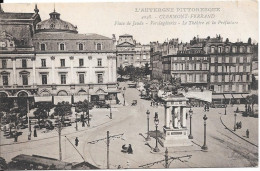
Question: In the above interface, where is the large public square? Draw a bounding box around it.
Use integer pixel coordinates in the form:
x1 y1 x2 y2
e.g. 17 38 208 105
0 81 258 169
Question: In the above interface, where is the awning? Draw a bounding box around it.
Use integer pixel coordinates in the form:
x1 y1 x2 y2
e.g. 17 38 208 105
231 94 243 99
34 96 52 102
212 94 224 99
223 94 232 99
74 96 88 103
107 89 120 93
54 96 71 105
182 91 212 103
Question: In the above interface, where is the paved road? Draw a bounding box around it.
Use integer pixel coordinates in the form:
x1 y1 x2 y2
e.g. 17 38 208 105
0 81 258 169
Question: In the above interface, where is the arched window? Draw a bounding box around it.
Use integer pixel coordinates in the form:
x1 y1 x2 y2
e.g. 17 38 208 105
97 43 102 50
79 43 83 50
50 24 55 29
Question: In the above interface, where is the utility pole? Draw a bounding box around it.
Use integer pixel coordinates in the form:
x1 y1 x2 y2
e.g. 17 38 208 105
107 131 110 169
165 148 169 168
58 120 62 161
27 99 31 133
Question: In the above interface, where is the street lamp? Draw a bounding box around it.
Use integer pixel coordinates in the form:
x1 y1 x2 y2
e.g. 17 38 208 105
153 112 160 152
75 113 78 131
123 87 126 106
110 97 112 119
146 110 151 141
188 108 193 139
87 108 90 127
234 112 237 131
201 114 208 151
224 104 227 115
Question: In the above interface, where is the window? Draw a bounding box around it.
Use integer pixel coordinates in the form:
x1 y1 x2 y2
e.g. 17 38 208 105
232 84 236 91
225 75 229 82
22 59 27 68
225 46 230 53
98 59 102 66
22 75 28 85
79 43 83 50
210 75 215 82
41 59 46 67
232 46 237 53
218 46 222 53
218 66 222 72
2 75 8 85
61 75 66 84
210 66 215 72
247 46 251 53
218 57 222 63
240 46 245 53
239 85 243 92
218 75 222 82
180 74 186 82
247 57 251 63
79 74 84 84
42 75 47 85
232 57 236 63
239 65 243 72
225 57 229 63
211 46 215 53
2 59 7 69
246 65 250 72
196 63 200 70
60 43 65 51
79 59 84 67
97 74 103 83
211 57 215 63
239 57 244 63
225 85 229 91
60 59 65 67
196 74 200 82
97 43 102 50
40 44 46 51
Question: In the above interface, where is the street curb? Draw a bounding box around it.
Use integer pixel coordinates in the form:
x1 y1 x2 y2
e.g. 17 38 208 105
219 115 258 148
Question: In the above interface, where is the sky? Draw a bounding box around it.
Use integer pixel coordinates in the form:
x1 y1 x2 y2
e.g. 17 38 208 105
2 1 258 44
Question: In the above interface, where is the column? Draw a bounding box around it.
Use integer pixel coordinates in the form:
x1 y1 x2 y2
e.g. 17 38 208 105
182 107 187 128
173 107 178 128
32 57 36 86
70 56 74 84
164 105 171 128
51 56 55 84
12 58 17 85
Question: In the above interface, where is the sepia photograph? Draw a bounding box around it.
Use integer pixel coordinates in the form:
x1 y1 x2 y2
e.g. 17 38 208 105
0 0 258 170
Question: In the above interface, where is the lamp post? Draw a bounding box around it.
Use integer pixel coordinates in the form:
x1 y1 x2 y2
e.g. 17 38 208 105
145 110 151 141
201 114 208 151
234 112 237 131
87 108 90 127
123 87 126 106
224 104 227 115
153 112 160 152
188 108 193 139
110 97 112 119
75 113 78 131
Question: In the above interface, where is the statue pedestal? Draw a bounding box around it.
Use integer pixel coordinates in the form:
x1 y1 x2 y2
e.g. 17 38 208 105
160 127 192 147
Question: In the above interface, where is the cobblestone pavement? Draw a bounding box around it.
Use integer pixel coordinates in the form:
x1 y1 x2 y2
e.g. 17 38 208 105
0 81 258 169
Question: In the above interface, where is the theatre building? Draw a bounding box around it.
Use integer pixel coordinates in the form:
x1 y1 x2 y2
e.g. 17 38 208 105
0 5 118 106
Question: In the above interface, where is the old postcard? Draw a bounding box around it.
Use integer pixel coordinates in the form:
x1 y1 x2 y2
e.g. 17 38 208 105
0 0 258 170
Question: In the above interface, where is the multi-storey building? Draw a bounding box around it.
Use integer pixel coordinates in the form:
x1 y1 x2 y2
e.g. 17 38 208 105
205 36 253 104
0 5 118 106
152 35 255 104
161 38 209 90
116 34 150 68
150 42 163 80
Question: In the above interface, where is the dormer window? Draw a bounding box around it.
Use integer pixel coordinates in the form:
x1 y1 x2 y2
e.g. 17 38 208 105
247 46 251 53
60 43 65 51
232 46 237 53
240 46 245 53
211 46 215 53
97 43 102 50
218 46 222 53
40 44 46 51
50 24 55 29
79 43 83 50
37 25 41 29
225 46 229 53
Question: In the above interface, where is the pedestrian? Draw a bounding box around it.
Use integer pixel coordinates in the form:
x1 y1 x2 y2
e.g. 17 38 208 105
240 121 242 129
204 105 207 112
246 129 249 138
34 128 37 137
14 132 17 142
3 125 6 133
127 144 133 154
150 101 152 106
28 131 31 140
75 137 79 147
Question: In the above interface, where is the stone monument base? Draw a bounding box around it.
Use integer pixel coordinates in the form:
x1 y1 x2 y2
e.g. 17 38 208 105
159 127 192 147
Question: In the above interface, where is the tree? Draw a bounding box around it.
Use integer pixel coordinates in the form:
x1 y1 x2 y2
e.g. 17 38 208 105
54 101 72 121
117 65 125 79
76 100 93 125
0 157 7 170
246 94 258 114
33 108 47 121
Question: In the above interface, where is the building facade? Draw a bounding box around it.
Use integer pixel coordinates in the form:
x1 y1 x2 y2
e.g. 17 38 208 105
116 34 150 68
151 35 255 104
0 5 118 106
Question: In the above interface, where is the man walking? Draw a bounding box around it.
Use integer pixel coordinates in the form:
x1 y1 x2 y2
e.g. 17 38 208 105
246 129 249 138
75 137 79 147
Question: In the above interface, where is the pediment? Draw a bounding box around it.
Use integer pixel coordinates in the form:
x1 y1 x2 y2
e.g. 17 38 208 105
117 42 135 47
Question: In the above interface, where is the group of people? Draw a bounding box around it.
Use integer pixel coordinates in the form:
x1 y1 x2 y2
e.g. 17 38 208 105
235 121 242 129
